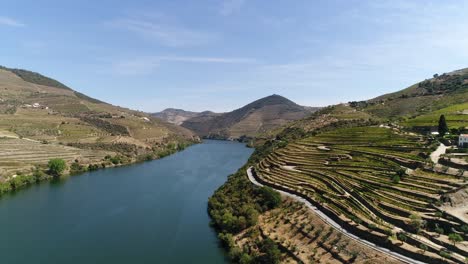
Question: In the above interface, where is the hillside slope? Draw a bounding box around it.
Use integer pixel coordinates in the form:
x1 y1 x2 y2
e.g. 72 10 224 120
353 71 468 130
152 108 220 125
0 66 196 179
181 94 319 139
210 69 468 264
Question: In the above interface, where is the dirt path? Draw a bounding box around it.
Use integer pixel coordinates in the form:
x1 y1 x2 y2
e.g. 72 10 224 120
430 143 447 164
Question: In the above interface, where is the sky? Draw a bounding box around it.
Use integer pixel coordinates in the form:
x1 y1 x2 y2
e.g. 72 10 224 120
2 0 468 112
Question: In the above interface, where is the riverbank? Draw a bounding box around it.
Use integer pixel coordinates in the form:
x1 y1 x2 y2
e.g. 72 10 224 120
0 139 198 197
0 140 251 263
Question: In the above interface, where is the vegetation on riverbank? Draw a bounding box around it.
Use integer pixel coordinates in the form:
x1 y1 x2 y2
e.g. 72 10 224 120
0 140 195 197
208 162 285 263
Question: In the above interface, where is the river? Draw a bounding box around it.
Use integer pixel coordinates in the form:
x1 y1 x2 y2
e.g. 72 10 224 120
0 140 253 264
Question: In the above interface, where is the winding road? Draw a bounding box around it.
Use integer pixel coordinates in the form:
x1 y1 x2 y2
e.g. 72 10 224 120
247 166 427 264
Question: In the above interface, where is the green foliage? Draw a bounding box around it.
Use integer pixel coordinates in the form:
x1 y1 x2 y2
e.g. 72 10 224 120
258 186 282 210
0 66 71 90
73 91 104 104
208 166 284 263
0 182 13 194
70 161 86 174
87 164 101 171
110 155 124 165
409 213 425 232
435 226 444 235
397 232 407 242
47 158 67 177
256 238 281 264
33 169 49 181
438 115 449 135
419 243 428 252
448 233 463 245
80 117 129 136
461 224 468 233
439 250 451 259
392 175 401 184
208 168 266 234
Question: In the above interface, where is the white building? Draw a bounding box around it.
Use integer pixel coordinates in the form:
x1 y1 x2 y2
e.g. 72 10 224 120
459 134 468 148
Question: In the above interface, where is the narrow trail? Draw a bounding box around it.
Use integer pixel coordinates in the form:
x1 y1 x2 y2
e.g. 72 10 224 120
246 166 427 264
430 143 448 164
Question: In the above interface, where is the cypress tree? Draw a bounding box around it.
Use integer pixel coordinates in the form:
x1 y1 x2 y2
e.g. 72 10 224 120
438 115 448 136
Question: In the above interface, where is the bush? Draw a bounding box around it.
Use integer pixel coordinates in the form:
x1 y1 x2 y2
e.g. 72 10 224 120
439 250 451 259
448 233 463 245
70 161 86 174
256 238 281 264
258 186 282 210
419 243 428 252
33 169 49 181
48 159 67 177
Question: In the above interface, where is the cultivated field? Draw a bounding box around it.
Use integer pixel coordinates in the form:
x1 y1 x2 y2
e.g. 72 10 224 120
0 136 111 179
254 126 468 263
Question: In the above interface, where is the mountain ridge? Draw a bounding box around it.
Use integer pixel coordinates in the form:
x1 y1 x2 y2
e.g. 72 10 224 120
177 94 320 140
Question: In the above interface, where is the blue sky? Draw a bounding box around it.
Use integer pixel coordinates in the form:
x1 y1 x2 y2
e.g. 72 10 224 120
2 0 468 112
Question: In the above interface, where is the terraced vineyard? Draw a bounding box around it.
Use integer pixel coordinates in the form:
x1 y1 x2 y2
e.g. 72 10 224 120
0 137 111 176
254 126 468 263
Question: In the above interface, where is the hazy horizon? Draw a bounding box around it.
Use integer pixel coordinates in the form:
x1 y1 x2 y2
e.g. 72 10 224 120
2 0 468 112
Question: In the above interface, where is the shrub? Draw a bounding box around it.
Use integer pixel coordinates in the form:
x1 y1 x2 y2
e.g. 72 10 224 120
419 243 428 253
439 250 451 259
448 233 463 245
258 186 282 209
397 232 407 242
48 159 67 177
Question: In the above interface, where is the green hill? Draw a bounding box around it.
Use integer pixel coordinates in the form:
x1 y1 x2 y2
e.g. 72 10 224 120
0 66 196 180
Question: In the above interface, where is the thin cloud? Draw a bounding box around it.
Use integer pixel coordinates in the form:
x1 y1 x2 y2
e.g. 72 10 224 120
0 16 25 27
110 55 257 75
107 18 216 47
159 56 256 64
220 0 245 16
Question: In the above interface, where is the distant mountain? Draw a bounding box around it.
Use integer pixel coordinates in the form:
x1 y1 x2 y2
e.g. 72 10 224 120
152 108 220 125
181 94 319 140
0 66 196 178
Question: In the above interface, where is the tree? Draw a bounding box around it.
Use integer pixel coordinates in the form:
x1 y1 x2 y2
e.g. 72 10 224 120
439 250 451 260
48 159 67 177
409 213 425 232
419 243 428 253
257 238 281 264
435 226 444 236
258 186 282 209
438 115 449 136
448 233 463 245
461 224 468 234
397 232 407 243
